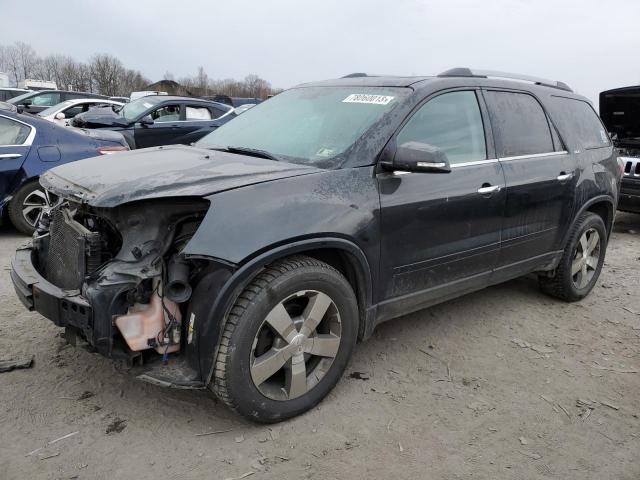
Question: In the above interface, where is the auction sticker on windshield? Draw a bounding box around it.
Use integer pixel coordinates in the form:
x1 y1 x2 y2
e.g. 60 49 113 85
342 94 395 105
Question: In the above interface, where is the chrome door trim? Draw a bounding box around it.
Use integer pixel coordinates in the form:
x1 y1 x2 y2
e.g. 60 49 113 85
0 153 22 159
499 151 568 162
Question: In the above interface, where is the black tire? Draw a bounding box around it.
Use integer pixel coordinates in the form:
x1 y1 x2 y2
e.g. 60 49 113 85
539 212 607 302
8 180 48 235
211 255 358 423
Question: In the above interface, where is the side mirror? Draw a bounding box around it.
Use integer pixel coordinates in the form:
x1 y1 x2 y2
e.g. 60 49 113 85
388 141 451 173
55 112 66 120
139 115 154 126
21 100 32 107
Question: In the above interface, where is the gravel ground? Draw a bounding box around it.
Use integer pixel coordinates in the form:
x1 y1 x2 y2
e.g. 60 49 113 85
0 214 638 480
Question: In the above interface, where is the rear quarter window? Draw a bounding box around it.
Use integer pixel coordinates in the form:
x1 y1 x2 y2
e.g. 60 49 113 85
550 96 610 150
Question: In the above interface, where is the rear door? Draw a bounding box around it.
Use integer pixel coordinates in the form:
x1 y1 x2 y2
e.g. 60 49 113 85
0 115 33 196
377 89 506 313
176 103 219 144
483 89 576 275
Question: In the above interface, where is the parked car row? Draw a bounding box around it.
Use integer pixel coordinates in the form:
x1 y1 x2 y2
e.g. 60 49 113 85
0 102 129 233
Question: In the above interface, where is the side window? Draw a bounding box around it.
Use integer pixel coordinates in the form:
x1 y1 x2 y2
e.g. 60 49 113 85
185 106 212 120
64 105 84 118
0 117 32 145
151 104 181 122
210 107 227 119
485 91 554 157
31 92 61 107
396 91 486 164
551 97 610 149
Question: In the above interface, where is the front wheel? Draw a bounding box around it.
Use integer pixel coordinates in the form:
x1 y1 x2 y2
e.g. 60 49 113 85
211 256 358 422
539 212 607 302
8 180 60 235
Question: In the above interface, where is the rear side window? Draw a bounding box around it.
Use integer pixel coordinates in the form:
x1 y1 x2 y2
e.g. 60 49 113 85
185 106 212 120
552 97 610 149
396 90 487 165
0 116 31 145
485 91 554 157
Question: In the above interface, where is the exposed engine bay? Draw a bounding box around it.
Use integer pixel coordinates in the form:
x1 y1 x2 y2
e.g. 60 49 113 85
30 197 209 365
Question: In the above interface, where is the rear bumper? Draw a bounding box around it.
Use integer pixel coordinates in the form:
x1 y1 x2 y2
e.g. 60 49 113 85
11 245 93 332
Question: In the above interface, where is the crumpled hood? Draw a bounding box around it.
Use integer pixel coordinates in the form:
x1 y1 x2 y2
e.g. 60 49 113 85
40 145 322 207
71 108 127 128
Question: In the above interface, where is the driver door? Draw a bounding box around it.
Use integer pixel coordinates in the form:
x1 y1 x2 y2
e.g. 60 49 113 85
134 103 183 148
377 90 506 316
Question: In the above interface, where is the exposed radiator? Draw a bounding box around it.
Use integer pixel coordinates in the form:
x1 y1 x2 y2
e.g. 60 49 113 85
46 209 101 290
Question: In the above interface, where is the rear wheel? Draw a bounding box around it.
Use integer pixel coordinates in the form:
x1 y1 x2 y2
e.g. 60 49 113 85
539 212 607 301
8 180 60 235
211 255 358 422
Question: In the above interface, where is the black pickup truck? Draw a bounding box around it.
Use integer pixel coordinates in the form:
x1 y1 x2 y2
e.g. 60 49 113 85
600 86 640 212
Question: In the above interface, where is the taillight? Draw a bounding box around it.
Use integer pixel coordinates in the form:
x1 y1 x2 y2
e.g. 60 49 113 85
97 145 129 155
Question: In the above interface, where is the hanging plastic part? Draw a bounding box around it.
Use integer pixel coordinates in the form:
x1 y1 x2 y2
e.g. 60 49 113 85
115 281 182 355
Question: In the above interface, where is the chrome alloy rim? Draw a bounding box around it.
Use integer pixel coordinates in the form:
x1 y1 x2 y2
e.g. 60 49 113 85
250 290 342 401
571 228 601 289
22 188 60 227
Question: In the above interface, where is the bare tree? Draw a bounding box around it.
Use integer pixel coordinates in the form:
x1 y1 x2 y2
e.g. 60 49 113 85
0 41 280 96
89 53 123 95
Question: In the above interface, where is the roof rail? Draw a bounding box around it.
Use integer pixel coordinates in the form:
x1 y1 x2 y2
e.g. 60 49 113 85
437 67 572 92
342 73 368 78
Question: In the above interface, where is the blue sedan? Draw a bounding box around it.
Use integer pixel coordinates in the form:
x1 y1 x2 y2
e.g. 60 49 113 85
0 102 129 234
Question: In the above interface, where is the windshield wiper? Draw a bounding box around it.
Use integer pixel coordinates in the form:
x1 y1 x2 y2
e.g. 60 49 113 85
214 145 281 161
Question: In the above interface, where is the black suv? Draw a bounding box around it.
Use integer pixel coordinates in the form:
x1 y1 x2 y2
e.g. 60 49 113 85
600 86 640 212
8 90 108 114
11 68 621 422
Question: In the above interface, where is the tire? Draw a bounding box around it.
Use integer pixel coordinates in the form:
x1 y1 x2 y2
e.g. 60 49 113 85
211 255 358 423
8 180 59 235
539 212 607 302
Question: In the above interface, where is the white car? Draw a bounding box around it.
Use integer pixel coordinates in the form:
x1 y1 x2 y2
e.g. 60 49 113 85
38 98 124 126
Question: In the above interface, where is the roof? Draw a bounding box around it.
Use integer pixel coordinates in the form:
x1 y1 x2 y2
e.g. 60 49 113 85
298 68 574 93
299 75 432 88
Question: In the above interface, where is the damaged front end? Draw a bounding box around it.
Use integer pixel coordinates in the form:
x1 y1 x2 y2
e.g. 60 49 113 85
11 190 220 387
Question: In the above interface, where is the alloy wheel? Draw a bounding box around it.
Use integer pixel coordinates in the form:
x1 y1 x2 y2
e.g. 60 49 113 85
571 227 601 289
22 188 59 228
250 290 342 401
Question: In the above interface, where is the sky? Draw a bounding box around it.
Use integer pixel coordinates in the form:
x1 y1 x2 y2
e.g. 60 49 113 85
3 0 640 104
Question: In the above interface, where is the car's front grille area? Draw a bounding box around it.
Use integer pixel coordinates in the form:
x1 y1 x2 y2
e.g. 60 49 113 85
622 157 640 177
46 209 101 290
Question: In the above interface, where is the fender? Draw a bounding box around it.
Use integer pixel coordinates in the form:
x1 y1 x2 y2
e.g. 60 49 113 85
194 236 374 386
561 195 615 248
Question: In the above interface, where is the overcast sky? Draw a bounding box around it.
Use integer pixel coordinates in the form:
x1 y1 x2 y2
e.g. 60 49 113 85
4 0 639 104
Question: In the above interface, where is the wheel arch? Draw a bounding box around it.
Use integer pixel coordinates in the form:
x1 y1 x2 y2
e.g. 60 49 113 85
563 196 615 248
199 236 375 386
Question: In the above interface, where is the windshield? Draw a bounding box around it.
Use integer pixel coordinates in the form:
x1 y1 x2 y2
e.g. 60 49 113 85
38 100 74 116
119 96 164 120
196 86 409 166
7 91 36 104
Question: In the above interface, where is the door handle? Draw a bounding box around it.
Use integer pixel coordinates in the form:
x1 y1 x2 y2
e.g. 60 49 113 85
557 172 574 182
0 154 22 159
477 184 501 195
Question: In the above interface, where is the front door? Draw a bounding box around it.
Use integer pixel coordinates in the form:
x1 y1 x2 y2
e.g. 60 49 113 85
483 89 576 273
377 90 505 317
134 103 184 148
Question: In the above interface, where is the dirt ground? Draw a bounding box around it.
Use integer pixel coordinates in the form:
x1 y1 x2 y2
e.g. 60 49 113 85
0 214 638 480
